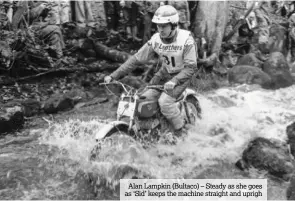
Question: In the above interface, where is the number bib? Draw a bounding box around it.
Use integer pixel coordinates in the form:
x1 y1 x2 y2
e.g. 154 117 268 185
151 29 191 74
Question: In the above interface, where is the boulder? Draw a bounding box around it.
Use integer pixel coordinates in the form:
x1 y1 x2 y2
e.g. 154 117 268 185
236 137 294 181
0 105 24 135
21 99 41 117
269 24 288 56
80 38 97 58
42 89 90 114
262 52 293 89
42 94 74 114
236 53 264 68
287 122 295 158
228 65 272 89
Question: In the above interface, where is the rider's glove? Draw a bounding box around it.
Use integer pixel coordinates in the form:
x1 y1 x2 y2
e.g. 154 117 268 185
104 75 113 84
164 80 176 91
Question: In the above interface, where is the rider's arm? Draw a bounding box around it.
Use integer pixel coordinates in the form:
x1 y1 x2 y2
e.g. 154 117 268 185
110 42 157 80
170 35 198 84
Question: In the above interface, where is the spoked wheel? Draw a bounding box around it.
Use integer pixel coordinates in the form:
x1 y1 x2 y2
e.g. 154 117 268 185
185 97 202 125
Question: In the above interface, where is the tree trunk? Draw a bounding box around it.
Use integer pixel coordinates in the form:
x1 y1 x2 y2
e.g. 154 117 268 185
94 41 131 63
192 1 229 56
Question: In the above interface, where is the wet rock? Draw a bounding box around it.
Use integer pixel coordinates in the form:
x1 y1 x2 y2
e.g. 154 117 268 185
262 52 293 89
0 105 24 135
80 39 97 58
269 24 288 56
228 65 272 89
42 94 75 114
287 122 295 158
65 88 89 102
4 99 41 117
236 137 294 181
21 99 41 117
42 89 86 114
236 53 263 68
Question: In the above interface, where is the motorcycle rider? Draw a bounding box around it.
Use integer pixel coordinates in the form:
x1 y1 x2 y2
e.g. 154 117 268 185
104 5 198 136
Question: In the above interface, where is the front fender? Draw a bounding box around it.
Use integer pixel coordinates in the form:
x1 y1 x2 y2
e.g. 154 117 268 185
184 88 198 97
184 89 202 119
95 121 130 141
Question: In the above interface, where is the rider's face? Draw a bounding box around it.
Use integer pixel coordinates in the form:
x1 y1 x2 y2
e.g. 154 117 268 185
157 23 172 38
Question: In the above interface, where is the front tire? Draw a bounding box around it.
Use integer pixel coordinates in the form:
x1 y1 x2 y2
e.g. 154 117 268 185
90 130 135 161
185 96 202 125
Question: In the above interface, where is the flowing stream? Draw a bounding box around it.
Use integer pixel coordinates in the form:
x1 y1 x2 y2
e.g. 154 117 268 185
1 84 295 200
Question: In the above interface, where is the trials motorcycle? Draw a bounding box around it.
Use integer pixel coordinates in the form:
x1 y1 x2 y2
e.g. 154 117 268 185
91 80 202 153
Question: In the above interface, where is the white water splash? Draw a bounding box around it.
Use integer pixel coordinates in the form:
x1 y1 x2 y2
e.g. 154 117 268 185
39 84 295 182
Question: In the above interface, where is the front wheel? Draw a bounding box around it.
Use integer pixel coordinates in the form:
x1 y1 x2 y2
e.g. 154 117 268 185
184 97 202 125
90 130 136 161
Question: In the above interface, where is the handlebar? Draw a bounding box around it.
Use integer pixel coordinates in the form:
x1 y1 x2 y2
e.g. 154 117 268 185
100 81 167 95
146 85 165 91
99 81 135 95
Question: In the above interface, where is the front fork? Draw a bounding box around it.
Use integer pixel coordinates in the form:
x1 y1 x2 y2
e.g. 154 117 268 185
182 101 191 124
128 119 134 133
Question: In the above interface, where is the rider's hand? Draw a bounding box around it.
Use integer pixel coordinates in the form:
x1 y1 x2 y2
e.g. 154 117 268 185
164 80 176 91
104 75 113 84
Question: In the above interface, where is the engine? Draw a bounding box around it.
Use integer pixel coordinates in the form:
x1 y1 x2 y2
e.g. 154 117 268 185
137 117 160 130
136 98 159 118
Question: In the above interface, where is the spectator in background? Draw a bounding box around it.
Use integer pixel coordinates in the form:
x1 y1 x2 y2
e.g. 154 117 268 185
167 0 190 30
141 1 162 44
246 0 271 53
120 0 142 42
71 1 94 27
104 1 120 35
27 1 65 60
48 0 71 26
288 13 295 63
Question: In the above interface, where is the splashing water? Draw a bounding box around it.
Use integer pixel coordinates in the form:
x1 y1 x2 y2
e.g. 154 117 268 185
1 84 295 199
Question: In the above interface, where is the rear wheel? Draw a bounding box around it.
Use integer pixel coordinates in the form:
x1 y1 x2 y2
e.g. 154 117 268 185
185 97 202 125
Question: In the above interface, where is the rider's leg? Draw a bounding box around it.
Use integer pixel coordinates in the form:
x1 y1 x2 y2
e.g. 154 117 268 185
158 79 191 131
140 89 161 100
158 93 183 130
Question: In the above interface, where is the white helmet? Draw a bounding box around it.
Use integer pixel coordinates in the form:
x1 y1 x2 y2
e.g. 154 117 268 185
152 5 179 24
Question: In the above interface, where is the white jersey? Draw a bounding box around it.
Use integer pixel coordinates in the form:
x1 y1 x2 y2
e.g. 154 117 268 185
150 29 191 74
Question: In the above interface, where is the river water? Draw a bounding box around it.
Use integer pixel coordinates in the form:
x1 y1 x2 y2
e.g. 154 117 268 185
0 84 295 200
